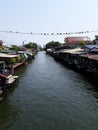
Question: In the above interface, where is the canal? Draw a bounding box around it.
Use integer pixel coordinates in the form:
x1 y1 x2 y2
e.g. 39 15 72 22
0 51 98 130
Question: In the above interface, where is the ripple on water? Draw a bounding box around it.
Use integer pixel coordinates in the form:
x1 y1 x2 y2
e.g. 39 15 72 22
0 52 98 130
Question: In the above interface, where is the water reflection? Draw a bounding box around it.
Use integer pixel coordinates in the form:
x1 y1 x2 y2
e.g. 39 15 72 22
0 98 19 129
0 52 98 130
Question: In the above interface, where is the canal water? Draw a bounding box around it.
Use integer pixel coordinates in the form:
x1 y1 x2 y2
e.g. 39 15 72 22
0 51 98 130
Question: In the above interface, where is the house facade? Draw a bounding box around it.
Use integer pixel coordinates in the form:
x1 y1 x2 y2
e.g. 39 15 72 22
64 36 91 48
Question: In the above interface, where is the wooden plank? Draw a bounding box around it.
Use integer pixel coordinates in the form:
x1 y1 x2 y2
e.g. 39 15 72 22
13 76 19 79
6 75 18 84
7 77 15 84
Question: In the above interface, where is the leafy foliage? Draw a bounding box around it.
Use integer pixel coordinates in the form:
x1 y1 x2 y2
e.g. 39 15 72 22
24 42 38 50
45 41 61 50
10 45 19 51
9 58 16 64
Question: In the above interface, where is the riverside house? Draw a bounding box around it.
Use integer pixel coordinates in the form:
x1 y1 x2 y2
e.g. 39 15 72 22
64 36 91 48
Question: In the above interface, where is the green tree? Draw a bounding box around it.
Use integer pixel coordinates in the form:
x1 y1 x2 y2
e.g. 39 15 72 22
10 45 19 51
93 35 98 45
79 41 85 48
45 41 61 50
9 58 16 64
16 55 22 62
24 42 38 49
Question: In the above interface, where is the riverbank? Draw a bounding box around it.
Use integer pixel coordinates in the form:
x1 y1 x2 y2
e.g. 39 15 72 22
0 50 35 102
46 46 98 80
0 51 98 130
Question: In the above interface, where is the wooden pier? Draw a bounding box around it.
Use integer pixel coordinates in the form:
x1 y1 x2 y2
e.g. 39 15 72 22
0 73 19 102
6 75 19 85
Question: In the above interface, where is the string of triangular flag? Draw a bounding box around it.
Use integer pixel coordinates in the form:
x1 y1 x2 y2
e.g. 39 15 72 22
0 30 98 35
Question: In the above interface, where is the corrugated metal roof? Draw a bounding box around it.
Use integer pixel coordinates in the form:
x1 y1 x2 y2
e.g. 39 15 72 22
85 45 98 49
81 54 90 58
80 53 98 61
89 55 98 60
0 50 17 53
63 48 83 54
0 53 18 58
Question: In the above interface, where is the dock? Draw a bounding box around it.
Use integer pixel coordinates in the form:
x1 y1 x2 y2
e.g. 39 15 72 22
13 62 25 69
6 75 19 85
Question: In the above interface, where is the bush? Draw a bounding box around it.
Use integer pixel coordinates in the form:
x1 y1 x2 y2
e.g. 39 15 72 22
16 55 22 62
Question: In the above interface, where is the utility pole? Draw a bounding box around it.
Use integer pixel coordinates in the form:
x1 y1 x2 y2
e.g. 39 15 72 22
22 40 26 47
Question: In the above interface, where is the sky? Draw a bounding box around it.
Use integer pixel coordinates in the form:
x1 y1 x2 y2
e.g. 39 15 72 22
0 0 98 47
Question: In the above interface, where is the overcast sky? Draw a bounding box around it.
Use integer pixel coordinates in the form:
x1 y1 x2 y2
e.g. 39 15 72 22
0 0 98 46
